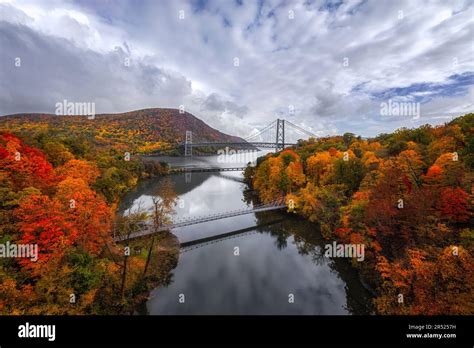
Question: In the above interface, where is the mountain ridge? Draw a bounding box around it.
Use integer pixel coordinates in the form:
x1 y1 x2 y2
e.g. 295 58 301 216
0 108 248 155
0 108 244 145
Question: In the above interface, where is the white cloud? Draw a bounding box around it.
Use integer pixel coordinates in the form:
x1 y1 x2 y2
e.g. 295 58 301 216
0 0 473 138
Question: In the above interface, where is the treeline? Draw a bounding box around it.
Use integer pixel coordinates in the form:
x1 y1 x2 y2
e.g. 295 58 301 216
0 111 180 156
0 127 169 314
245 113 473 314
0 124 169 204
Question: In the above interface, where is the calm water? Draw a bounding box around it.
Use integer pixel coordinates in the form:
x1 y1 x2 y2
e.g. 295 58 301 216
119 153 373 315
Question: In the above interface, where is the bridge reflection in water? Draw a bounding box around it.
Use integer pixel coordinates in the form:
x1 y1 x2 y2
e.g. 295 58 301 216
168 166 246 173
179 219 285 253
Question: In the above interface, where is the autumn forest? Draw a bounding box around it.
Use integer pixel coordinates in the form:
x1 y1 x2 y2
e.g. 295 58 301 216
0 111 473 315
245 113 473 314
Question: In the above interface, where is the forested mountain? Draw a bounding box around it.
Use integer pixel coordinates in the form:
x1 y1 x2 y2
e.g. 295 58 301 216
0 108 244 154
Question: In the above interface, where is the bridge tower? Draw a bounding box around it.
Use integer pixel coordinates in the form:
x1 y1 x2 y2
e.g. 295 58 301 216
185 130 192 156
276 119 285 151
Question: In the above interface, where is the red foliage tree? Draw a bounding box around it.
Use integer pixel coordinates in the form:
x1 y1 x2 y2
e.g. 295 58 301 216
0 133 56 191
14 194 76 274
437 187 470 223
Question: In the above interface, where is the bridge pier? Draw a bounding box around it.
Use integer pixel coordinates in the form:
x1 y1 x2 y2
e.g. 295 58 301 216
185 130 192 156
276 119 285 151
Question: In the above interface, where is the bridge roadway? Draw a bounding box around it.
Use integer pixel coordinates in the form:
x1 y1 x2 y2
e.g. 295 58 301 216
114 204 286 242
169 166 246 173
182 142 297 148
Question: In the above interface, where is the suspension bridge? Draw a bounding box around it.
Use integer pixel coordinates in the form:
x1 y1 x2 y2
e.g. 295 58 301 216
181 118 317 156
113 200 286 242
169 167 246 173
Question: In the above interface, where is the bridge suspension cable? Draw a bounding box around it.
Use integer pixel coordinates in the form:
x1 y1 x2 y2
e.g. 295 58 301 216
170 118 319 155
285 120 318 139
113 199 286 242
244 120 277 142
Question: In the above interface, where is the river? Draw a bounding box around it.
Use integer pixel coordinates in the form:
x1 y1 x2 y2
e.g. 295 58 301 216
118 152 373 315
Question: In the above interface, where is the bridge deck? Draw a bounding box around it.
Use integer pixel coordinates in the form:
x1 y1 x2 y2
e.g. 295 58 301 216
114 204 285 242
182 142 297 148
169 167 246 173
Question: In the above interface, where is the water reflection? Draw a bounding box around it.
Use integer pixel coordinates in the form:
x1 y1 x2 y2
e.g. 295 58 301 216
144 216 372 315
120 155 372 315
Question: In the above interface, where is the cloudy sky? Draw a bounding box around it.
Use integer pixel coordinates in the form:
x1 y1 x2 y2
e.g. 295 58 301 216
0 0 473 138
